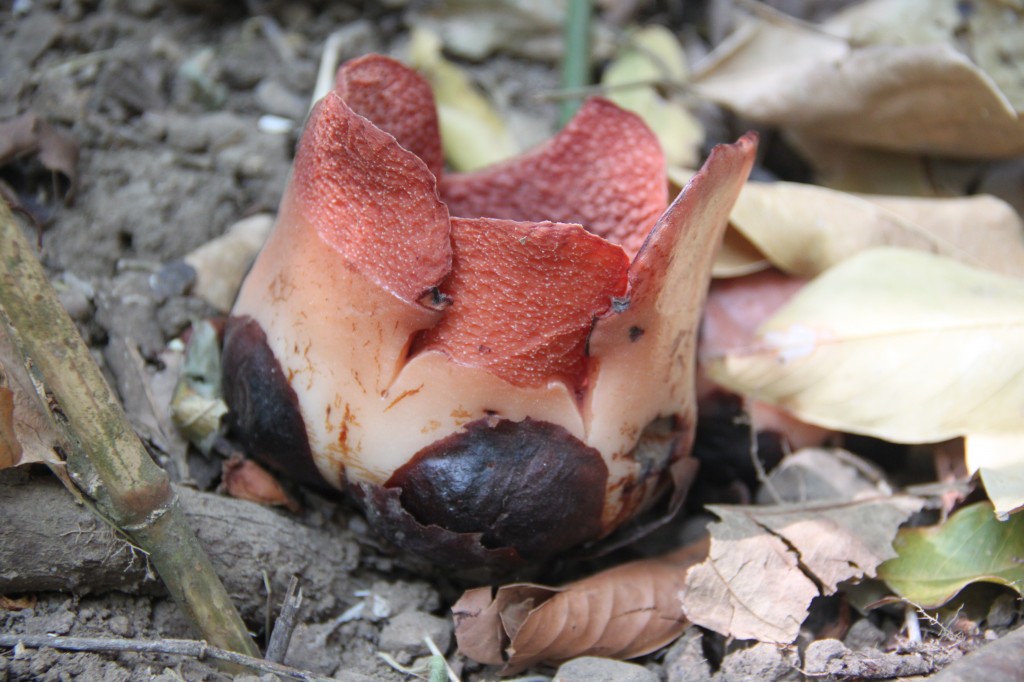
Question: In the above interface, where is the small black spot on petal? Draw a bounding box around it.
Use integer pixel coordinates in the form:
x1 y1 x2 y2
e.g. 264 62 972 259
629 325 645 341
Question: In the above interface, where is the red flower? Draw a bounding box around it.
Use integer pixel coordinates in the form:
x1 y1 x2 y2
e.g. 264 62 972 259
222 55 756 578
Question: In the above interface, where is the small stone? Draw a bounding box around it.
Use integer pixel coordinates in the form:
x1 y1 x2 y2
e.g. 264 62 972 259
802 639 850 676
255 78 305 120
715 642 800 682
986 593 1018 629
377 611 452 660
665 629 713 682
554 657 659 682
844 617 887 650
150 260 197 300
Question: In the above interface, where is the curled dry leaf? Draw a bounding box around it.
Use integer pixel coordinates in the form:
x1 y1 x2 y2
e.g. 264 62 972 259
727 182 1024 278
601 25 704 169
183 213 274 313
220 454 300 514
705 248 1024 444
965 434 1024 521
0 112 79 203
0 324 63 472
408 28 519 172
692 15 1024 158
453 538 708 674
680 495 924 643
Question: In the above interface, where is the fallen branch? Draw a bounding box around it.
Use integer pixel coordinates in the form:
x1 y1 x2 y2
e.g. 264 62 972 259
0 473 359 623
0 633 374 682
0 201 255 656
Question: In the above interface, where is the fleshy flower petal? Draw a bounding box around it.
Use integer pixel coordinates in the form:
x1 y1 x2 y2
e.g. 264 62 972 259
223 55 757 576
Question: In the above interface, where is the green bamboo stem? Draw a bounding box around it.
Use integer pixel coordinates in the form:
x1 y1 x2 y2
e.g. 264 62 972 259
559 0 593 126
0 200 258 658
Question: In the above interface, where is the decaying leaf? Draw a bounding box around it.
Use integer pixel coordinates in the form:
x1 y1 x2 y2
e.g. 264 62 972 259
170 320 228 453
408 28 519 172
705 248 1024 443
680 495 924 643
691 14 1024 158
966 434 1024 520
408 0 601 62
727 182 1024 278
879 502 1024 608
0 112 80 203
453 539 708 674
601 25 704 169
184 213 274 313
0 324 63 471
220 454 300 513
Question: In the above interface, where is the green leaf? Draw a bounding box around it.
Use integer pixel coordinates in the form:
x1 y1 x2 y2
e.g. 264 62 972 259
878 502 1024 608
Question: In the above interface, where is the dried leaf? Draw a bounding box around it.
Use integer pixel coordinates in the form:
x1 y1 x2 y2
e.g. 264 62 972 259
453 539 708 674
728 182 1024 278
692 17 1024 158
966 434 1024 520
0 112 79 203
879 502 1024 608
184 213 274 313
408 28 518 172
602 25 704 169
0 325 62 471
680 496 924 643
170 320 227 454
705 248 1024 443
0 594 37 611
220 454 300 513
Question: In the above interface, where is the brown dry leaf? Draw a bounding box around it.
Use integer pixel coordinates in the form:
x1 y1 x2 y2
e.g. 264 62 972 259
0 594 37 611
0 324 63 472
0 112 80 203
728 182 1024 278
220 454 300 513
680 495 924 643
453 538 708 674
691 16 1024 158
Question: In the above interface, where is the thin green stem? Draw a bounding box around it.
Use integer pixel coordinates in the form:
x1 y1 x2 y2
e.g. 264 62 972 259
559 0 593 126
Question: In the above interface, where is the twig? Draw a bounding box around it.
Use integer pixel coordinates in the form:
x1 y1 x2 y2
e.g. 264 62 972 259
0 201 256 657
0 634 335 682
559 0 592 126
736 407 782 504
266 576 303 663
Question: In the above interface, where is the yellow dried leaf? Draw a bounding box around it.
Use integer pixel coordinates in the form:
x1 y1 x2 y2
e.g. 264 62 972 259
705 248 1024 443
602 25 704 169
408 27 518 172
728 182 1024 278
965 434 1024 520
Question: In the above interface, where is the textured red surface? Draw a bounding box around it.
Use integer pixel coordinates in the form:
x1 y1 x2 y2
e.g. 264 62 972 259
415 217 630 390
441 98 668 258
290 90 451 304
334 54 445 181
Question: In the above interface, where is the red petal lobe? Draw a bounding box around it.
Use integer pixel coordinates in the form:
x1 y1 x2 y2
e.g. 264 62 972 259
334 54 445 180
441 98 667 257
415 218 630 390
292 91 451 303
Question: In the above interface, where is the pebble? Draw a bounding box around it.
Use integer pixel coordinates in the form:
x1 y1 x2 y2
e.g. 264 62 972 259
150 260 197 300
255 77 306 120
377 611 452 661
554 656 659 682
